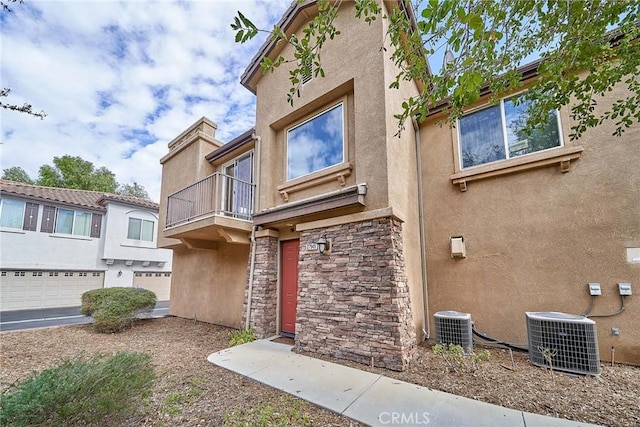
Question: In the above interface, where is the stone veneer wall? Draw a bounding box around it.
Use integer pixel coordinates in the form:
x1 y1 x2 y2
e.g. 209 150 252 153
297 217 416 371
242 235 278 338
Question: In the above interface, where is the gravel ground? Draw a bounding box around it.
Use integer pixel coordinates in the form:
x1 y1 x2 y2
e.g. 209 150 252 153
1 316 638 426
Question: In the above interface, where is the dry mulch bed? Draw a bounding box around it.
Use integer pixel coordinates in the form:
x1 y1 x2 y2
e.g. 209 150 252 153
0 317 357 426
1 317 638 426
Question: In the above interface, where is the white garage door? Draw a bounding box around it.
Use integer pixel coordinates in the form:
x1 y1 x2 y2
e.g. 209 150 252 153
133 272 171 301
0 270 104 311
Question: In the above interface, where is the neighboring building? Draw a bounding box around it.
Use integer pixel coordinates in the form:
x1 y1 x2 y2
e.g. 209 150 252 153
0 180 173 311
158 1 639 369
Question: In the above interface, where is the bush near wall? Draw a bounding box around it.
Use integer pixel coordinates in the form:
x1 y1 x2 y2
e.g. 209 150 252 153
81 287 157 333
0 352 154 427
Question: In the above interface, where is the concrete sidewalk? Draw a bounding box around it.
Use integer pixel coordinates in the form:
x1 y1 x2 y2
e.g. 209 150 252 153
208 339 601 427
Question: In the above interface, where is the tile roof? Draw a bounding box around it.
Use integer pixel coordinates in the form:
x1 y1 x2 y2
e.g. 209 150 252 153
0 180 158 211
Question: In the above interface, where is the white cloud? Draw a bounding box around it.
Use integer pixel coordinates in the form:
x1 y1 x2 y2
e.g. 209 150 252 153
0 0 291 201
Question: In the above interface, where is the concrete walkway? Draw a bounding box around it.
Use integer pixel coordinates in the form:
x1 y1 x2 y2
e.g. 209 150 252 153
208 339 601 427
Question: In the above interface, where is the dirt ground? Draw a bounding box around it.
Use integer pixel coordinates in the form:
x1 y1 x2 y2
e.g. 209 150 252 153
1 317 638 426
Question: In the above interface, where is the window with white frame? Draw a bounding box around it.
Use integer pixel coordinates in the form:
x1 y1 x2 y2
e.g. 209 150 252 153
0 199 39 230
127 218 154 242
55 208 92 236
458 94 562 169
286 102 344 180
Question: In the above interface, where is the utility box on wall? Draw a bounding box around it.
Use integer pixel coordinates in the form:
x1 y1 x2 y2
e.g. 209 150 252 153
450 236 466 258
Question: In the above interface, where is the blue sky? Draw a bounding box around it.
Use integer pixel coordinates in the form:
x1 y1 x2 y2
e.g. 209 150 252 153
0 0 290 201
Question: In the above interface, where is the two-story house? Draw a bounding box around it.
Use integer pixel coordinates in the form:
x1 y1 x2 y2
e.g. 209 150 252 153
0 180 173 312
158 1 639 370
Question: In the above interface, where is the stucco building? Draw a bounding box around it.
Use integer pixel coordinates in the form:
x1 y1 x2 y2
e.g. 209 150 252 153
0 180 173 311
158 1 639 370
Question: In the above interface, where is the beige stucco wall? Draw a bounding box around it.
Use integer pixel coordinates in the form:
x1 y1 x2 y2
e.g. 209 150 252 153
158 130 219 249
421 82 640 365
253 2 390 213
169 243 249 327
380 1 425 341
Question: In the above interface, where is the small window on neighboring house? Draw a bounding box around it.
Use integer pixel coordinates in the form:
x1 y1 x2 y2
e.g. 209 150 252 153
128 218 155 242
134 272 142 277
155 273 161 277
164 273 171 277
145 273 152 277
458 93 562 169
32 272 42 277
64 272 73 277
287 102 345 180
1 271 7 277
49 272 58 277
0 199 35 230
56 209 92 236
14 271 25 277
93 272 101 277
78 272 87 277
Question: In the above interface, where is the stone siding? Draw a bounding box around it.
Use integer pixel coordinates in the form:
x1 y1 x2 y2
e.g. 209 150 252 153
297 217 416 371
242 235 278 337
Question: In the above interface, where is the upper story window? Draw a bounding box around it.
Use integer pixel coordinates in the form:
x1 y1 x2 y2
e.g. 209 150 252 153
0 199 39 231
56 208 92 236
40 205 102 237
128 218 154 242
458 94 562 169
287 102 344 181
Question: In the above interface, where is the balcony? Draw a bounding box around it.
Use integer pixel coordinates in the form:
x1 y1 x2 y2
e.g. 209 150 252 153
164 173 254 246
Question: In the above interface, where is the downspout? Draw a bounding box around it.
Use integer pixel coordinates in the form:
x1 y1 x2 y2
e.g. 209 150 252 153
245 132 262 330
412 117 430 340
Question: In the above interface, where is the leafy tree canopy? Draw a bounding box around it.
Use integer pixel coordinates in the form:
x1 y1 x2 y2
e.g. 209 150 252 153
1 166 34 184
233 0 639 139
117 182 150 200
2 156 150 200
37 155 118 193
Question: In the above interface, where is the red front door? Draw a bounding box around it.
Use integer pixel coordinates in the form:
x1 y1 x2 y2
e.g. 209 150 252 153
281 239 299 335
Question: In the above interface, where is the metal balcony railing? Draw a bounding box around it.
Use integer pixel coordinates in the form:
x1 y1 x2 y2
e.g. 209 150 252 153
166 173 254 228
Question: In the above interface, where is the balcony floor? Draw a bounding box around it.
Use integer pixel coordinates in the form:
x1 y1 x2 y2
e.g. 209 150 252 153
163 213 252 245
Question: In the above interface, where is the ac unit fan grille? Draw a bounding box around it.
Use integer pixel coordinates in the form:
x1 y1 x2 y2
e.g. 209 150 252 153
526 312 600 375
434 311 473 354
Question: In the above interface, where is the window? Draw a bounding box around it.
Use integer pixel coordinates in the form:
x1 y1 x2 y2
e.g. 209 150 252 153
40 206 100 236
64 272 73 277
135 272 142 277
0 199 39 230
458 94 562 169
287 103 344 180
55 209 92 236
1 272 7 277
223 152 254 219
49 272 59 277
127 218 155 241
164 273 171 277
14 271 25 277
92 272 101 277
32 272 42 277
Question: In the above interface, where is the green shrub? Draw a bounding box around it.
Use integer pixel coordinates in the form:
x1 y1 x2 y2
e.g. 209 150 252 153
0 351 154 427
81 287 157 333
229 328 256 346
432 343 491 373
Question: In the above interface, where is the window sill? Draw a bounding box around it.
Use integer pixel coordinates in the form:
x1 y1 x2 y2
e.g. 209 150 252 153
450 146 584 191
49 233 93 241
0 228 26 234
277 162 353 202
121 242 156 249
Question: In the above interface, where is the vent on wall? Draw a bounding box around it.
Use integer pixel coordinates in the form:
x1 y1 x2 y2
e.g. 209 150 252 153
526 312 600 375
434 311 473 354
